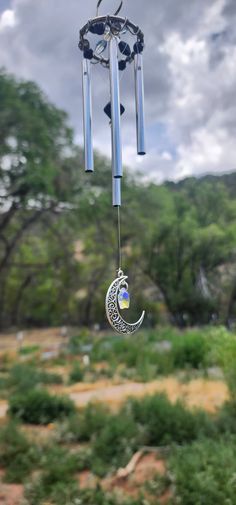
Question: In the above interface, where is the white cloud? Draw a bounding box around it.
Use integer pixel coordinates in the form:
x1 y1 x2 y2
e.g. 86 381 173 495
158 1 236 179
176 127 236 178
0 8 15 30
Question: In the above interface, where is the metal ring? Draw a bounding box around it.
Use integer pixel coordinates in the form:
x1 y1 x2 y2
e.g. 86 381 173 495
79 15 144 67
96 0 123 17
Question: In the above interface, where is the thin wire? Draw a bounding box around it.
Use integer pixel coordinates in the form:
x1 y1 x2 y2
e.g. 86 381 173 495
117 205 122 271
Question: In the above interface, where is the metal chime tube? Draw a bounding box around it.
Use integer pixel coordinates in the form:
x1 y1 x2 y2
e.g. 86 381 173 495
112 176 121 207
109 37 123 178
134 52 146 155
82 58 94 172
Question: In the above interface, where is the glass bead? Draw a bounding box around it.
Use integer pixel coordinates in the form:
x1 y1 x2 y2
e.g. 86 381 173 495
118 288 130 310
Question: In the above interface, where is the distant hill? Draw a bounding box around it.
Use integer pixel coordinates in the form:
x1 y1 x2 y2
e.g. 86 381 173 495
164 171 236 197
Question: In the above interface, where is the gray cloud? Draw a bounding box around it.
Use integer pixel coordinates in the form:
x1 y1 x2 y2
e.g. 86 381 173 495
0 0 236 181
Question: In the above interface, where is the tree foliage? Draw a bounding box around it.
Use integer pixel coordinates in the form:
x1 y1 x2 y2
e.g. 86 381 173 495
1 69 236 328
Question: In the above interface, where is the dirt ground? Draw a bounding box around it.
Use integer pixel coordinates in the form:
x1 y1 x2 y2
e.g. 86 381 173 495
78 451 171 502
0 377 228 421
0 327 65 351
0 482 23 505
64 376 228 413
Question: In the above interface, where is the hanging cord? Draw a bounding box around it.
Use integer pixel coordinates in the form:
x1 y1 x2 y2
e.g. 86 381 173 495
96 0 123 17
117 206 122 272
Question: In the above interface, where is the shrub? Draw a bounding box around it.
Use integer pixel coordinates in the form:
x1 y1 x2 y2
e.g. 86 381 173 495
24 482 143 505
19 345 40 355
24 441 140 504
145 473 171 499
210 329 236 402
91 328 210 379
0 375 8 391
77 403 111 442
92 335 143 368
0 422 37 483
24 478 79 505
172 330 207 369
68 334 81 355
9 389 75 424
55 403 111 445
68 330 91 355
40 370 63 385
92 411 143 475
7 363 62 393
216 402 236 435
69 362 84 383
127 393 214 446
169 437 236 505
73 488 144 505
40 445 79 483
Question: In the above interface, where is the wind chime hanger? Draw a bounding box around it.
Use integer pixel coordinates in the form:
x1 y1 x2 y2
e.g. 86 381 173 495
96 0 123 17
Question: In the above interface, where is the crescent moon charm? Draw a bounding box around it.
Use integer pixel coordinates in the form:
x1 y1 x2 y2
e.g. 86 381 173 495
105 273 145 335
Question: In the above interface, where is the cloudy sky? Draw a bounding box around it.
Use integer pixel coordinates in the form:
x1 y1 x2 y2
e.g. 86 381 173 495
0 0 236 182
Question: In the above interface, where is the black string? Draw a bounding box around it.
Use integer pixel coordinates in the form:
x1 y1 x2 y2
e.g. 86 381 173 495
117 206 122 271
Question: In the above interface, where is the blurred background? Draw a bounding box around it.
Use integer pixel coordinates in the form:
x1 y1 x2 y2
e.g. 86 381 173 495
1 1 236 504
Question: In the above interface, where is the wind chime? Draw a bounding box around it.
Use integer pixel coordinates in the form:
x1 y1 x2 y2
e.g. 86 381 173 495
79 0 146 334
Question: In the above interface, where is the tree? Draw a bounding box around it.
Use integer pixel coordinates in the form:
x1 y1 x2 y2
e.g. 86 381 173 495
0 70 78 327
142 184 236 326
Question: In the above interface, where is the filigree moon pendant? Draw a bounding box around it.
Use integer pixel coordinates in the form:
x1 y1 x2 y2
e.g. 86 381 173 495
105 271 145 335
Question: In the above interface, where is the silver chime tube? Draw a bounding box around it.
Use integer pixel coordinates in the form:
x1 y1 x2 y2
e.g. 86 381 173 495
82 58 94 172
112 175 121 207
134 53 146 155
109 37 123 178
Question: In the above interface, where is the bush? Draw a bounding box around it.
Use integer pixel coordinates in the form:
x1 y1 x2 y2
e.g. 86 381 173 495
127 393 215 446
24 441 141 504
75 403 111 442
55 404 111 444
69 362 84 383
0 375 8 392
210 329 236 402
92 411 144 475
24 482 143 505
91 328 210 380
24 478 79 505
0 422 37 483
215 402 236 435
40 445 79 483
19 345 40 355
145 473 171 499
169 437 236 504
172 330 207 369
9 389 75 424
7 363 62 392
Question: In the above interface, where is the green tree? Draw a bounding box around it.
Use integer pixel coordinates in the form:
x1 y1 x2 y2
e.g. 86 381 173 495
0 70 79 327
